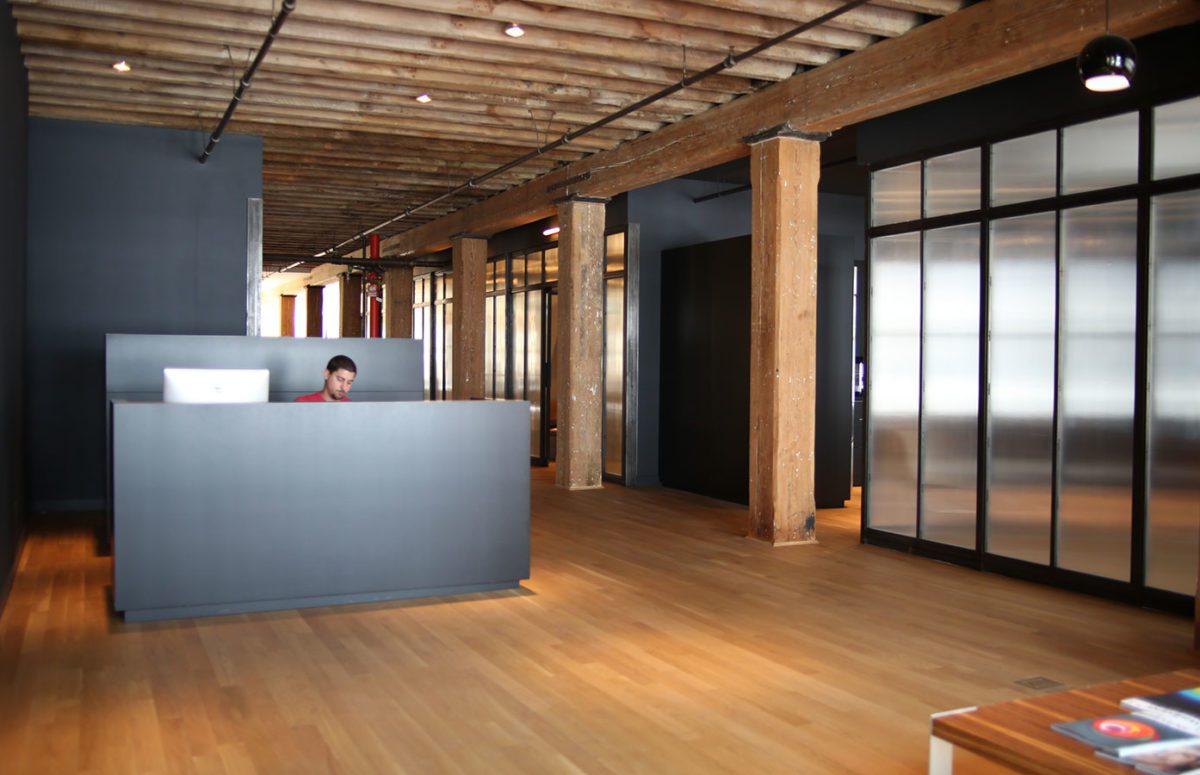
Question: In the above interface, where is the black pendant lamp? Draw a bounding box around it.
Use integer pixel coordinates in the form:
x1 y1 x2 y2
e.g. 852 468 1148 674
1078 0 1137 92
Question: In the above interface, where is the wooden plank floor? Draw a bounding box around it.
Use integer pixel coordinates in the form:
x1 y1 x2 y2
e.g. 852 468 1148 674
1 468 1196 774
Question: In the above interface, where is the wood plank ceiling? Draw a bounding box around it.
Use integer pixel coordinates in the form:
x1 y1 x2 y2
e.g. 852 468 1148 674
11 0 964 270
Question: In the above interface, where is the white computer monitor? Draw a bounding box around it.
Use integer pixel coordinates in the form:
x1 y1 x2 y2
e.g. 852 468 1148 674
162 368 270 404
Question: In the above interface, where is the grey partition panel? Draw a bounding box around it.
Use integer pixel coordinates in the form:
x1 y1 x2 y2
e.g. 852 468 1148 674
106 334 423 401
113 401 530 620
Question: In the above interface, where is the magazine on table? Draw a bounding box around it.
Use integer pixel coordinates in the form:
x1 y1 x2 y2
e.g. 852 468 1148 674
1121 688 1200 737
1052 714 1200 756
1097 740 1200 775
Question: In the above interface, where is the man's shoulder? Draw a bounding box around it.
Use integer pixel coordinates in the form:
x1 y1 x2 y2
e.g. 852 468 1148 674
294 392 326 402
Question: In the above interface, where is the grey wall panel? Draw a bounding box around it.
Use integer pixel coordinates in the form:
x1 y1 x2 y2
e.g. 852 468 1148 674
106 334 424 401
1058 200 1137 580
1147 191 1200 594
920 224 980 548
987 213 1057 563
112 401 530 619
866 233 921 536
26 118 262 512
1 0 28 609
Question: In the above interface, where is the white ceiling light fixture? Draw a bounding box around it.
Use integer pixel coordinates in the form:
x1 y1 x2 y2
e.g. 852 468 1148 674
542 225 560 237
112 60 131 73
505 22 525 38
415 92 432 104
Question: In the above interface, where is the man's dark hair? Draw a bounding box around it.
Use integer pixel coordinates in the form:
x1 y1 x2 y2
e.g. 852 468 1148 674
326 354 357 374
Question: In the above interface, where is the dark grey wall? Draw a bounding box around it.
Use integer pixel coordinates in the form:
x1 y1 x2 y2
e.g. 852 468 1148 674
628 178 864 488
0 0 27 609
27 118 262 512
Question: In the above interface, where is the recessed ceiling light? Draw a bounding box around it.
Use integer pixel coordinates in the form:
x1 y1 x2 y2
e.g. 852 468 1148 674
505 22 525 38
542 225 560 236
415 93 432 104
112 60 131 73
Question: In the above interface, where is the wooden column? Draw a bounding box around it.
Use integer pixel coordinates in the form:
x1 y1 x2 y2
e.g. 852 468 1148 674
747 130 823 546
280 295 296 337
385 266 414 339
451 236 486 399
340 273 363 338
306 285 323 337
555 196 607 490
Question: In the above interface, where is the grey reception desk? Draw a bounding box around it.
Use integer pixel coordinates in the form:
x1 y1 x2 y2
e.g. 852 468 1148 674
111 399 531 621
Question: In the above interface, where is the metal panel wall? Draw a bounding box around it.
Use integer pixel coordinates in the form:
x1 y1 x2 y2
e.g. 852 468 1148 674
1147 190 1200 594
920 224 980 548
866 233 921 536
1057 200 1138 580
986 213 1057 563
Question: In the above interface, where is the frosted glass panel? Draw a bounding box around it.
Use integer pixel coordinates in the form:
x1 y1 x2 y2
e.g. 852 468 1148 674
606 232 626 273
528 290 544 457
604 277 625 478
1147 190 1200 594
991 131 1056 206
1154 97 1200 180
1062 112 1138 195
513 291 526 405
443 301 453 399
924 148 981 218
1058 200 1137 580
495 295 507 400
544 247 559 284
866 233 921 536
871 162 921 226
921 224 980 548
987 213 1056 563
485 296 495 398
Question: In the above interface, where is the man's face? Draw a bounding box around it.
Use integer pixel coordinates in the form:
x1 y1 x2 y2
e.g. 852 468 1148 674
322 368 356 401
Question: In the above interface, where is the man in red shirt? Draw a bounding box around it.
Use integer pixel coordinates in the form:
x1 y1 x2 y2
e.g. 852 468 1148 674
294 355 356 402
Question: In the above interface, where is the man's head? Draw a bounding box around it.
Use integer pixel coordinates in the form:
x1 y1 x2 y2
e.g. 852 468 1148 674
321 354 357 401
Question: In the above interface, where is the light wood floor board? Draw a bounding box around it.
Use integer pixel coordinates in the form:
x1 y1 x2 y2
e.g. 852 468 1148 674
1 470 1196 774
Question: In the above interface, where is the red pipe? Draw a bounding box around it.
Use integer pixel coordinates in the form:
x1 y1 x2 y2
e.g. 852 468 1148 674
368 234 382 338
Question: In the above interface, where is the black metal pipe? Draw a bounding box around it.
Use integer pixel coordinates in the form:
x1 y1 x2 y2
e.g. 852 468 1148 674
199 0 296 164
317 0 873 257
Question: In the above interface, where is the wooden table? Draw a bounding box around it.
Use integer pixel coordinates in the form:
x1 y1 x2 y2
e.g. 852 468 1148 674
929 669 1200 774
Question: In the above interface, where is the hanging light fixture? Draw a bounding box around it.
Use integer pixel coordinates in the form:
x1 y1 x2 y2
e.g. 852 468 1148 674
505 22 525 38
112 60 132 73
415 92 432 104
1078 0 1136 92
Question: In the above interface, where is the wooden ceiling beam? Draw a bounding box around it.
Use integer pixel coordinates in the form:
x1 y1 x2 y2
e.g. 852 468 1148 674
614 0 926 37
28 87 629 150
153 0 841 75
20 47 712 119
381 0 1200 257
14 19 745 106
262 151 558 179
12 4 772 90
28 74 655 141
27 69 668 134
492 0 912 40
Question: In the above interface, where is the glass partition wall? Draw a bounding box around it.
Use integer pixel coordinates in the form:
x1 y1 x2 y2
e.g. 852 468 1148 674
865 96 1200 610
420 230 629 481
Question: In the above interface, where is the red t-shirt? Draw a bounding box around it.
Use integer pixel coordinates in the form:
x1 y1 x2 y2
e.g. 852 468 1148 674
293 392 349 403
